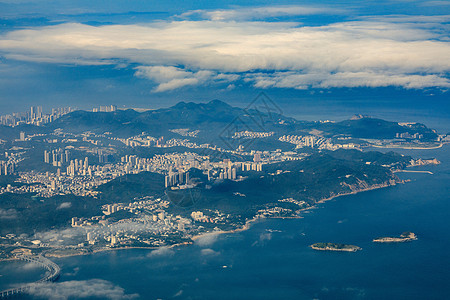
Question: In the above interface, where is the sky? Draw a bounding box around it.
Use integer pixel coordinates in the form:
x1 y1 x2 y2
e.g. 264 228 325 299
0 0 449 127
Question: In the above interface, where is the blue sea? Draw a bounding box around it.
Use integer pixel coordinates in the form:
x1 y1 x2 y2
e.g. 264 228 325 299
1 145 449 299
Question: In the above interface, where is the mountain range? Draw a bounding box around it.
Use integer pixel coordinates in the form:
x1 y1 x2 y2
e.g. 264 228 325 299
0 100 438 142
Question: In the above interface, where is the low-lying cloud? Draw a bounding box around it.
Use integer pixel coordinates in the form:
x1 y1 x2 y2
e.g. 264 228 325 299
200 248 220 256
147 246 174 258
27 279 139 300
0 208 18 220
195 233 219 247
56 202 72 210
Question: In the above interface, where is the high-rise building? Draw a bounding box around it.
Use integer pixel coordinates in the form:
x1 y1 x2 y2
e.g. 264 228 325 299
30 106 36 119
36 106 42 118
165 176 169 188
44 150 50 163
231 168 237 180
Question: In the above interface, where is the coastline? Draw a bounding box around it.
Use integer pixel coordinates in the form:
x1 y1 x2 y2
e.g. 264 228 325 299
0 180 400 262
370 143 443 150
310 245 361 252
316 181 397 205
394 170 433 174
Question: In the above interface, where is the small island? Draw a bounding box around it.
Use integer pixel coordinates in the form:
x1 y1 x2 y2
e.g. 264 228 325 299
373 231 418 243
310 242 361 252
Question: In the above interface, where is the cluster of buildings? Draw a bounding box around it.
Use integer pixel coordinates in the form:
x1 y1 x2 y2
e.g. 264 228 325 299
279 135 321 148
279 134 358 150
1 127 307 198
0 106 73 127
395 132 424 139
8 170 104 197
0 151 24 176
45 148 96 177
165 169 191 188
70 197 224 248
169 128 200 137
190 211 217 223
92 105 117 112
0 160 15 176
66 157 90 177
44 149 70 166
232 131 274 139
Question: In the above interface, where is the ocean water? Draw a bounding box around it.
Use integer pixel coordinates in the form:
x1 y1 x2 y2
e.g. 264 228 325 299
1 145 449 299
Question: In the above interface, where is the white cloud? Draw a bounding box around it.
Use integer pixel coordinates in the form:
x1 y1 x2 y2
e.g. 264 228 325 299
135 66 239 92
146 246 174 258
200 248 220 256
252 232 272 247
179 5 348 21
0 208 18 219
0 15 449 90
56 202 72 209
249 71 450 89
27 279 139 300
194 233 219 247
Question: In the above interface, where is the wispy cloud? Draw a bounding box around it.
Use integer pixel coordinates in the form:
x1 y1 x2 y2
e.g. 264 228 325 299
0 208 18 219
179 5 349 21
0 13 448 91
200 248 220 256
27 279 139 300
147 246 174 258
56 202 72 209
135 66 238 92
194 233 220 247
252 232 272 247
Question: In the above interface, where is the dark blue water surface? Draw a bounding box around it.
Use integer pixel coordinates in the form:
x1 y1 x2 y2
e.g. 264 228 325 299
1 146 449 299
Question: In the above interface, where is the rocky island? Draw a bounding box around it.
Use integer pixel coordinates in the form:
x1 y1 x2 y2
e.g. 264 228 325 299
373 232 418 243
310 243 362 252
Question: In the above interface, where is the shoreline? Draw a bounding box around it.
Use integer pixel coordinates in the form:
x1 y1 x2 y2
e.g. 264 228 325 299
370 143 443 150
0 180 399 262
394 170 433 174
310 245 361 252
316 181 397 204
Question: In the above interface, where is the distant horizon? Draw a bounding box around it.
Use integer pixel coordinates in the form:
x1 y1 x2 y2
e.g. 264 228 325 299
2 95 450 134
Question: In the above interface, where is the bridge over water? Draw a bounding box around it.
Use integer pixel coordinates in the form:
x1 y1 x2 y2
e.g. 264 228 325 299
0 255 60 298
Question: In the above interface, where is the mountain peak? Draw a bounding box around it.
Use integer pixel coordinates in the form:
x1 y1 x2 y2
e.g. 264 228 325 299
171 99 232 111
206 99 231 108
350 114 371 120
